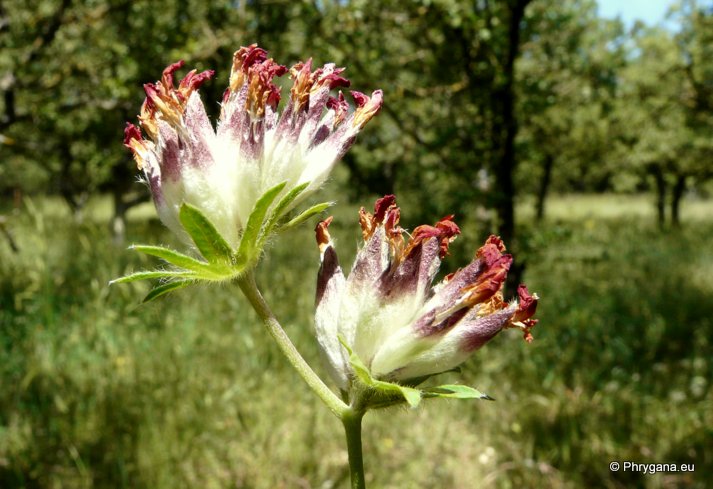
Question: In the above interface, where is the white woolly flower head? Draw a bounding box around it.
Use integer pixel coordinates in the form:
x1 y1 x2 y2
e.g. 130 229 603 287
124 45 383 250
314 195 539 392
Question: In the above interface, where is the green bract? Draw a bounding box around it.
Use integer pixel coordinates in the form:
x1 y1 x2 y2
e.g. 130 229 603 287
111 182 330 302
340 337 492 410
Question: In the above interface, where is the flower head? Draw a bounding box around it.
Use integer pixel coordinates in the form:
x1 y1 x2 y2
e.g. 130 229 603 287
124 44 382 250
315 196 538 390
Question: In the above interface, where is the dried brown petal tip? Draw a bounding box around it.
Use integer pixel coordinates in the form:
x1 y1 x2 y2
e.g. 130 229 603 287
315 216 334 254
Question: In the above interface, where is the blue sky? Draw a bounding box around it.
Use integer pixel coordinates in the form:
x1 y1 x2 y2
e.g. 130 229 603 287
597 0 674 27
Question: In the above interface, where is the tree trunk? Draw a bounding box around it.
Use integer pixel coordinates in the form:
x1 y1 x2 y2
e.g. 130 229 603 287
651 166 667 229
670 174 687 228
61 190 88 223
112 189 128 246
535 152 554 222
491 0 530 295
110 186 149 245
0 216 20 253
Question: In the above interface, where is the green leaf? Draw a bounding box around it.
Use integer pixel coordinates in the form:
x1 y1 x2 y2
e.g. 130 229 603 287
339 336 422 408
130 245 225 276
401 367 462 387
281 202 332 231
237 181 286 264
263 181 310 234
423 384 494 401
377 379 422 407
179 203 234 263
142 280 192 303
110 270 197 285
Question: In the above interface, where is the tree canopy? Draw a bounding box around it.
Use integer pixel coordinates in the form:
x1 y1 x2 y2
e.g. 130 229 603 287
1 0 711 234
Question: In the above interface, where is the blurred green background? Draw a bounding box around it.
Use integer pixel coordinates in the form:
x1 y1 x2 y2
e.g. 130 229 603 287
1 1 711 488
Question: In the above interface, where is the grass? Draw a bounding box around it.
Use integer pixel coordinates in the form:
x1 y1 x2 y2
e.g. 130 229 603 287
0 193 711 488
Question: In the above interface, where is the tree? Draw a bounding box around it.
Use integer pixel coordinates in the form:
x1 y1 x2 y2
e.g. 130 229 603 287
618 14 713 228
517 0 627 221
0 0 321 240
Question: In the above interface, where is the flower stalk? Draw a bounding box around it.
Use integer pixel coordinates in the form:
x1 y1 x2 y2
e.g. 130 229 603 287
237 271 367 487
342 407 366 489
236 270 348 418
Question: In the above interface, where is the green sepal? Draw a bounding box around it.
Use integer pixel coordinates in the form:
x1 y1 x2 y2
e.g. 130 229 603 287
142 280 192 303
423 384 494 401
281 202 332 231
109 270 197 285
263 182 310 234
130 245 216 273
401 367 462 387
339 337 422 408
237 181 287 266
179 203 234 263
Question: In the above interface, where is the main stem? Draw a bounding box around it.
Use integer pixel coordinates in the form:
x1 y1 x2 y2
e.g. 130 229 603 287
236 271 348 418
343 408 366 489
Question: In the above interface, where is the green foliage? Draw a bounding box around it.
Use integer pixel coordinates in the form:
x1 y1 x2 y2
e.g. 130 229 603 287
3 0 711 233
281 201 333 232
0 0 327 214
114 184 332 299
178 203 234 265
517 0 628 197
236 181 287 267
127 245 219 275
421 384 493 401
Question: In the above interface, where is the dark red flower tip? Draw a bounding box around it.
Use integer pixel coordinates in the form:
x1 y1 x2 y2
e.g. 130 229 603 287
161 60 185 89
476 235 507 267
512 284 538 323
351 90 369 108
373 194 396 223
409 215 461 258
244 59 288 116
179 69 215 93
317 69 350 90
142 83 160 106
351 90 383 129
460 235 513 305
472 254 512 302
123 122 142 148
359 195 399 242
327 92 350 127
234 44 268 74
326 92 348 111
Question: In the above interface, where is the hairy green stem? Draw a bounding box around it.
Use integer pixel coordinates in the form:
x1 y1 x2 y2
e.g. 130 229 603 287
236 271 348 418
343 408 366 489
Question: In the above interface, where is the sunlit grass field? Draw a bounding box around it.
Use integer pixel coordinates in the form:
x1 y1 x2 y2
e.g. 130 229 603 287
1 194 711 488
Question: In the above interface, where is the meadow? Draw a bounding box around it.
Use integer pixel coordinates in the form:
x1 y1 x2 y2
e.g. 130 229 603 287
0 193 711 488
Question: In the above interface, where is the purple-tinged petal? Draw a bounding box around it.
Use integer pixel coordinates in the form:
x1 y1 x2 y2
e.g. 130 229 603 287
326 92 349 129
347 226 390 292
217 85 250 143
183 92 215 170
314 218 349 388
378 304 516 381
431 260 484 308
378 236 441 302
156 121 182 181
458 306 517 351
